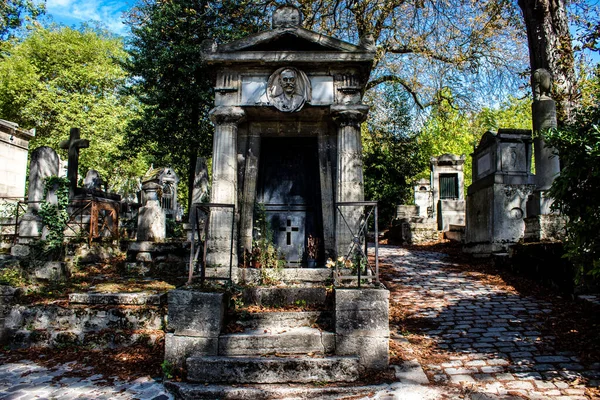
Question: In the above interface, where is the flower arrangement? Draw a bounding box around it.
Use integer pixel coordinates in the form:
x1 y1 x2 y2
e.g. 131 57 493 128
325 256 353 270
306 234 319 260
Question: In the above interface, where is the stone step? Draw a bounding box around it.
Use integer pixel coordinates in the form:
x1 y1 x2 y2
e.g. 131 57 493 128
165 382 389 400
186 355 360 384
239 268 333 285
218 327 335 356
241 287 330 308
232 311 333 330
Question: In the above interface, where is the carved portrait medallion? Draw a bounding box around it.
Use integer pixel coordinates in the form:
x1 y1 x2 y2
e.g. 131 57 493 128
267 67 311 112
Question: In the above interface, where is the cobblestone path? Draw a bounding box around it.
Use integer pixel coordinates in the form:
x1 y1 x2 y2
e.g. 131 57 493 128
382 245 600 400
0 360 172 400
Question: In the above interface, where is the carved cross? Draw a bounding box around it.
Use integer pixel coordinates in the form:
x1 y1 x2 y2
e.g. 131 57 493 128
59 127 89 196
279 217 299 246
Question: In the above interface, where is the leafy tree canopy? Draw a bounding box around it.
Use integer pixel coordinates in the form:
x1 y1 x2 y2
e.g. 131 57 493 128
0 25 147 197
417 91 532 189
363 83 428 226
124 0 263 209
0 0 44 42
276 0 530 111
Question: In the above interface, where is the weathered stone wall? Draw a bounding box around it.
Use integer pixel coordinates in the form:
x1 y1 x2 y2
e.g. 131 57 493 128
0 290 166 349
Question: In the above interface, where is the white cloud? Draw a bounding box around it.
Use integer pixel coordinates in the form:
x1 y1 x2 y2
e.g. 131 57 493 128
46 0 76 8
46 0 132 35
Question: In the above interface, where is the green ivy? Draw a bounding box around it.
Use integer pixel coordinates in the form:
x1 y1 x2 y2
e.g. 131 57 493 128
37 176 70 253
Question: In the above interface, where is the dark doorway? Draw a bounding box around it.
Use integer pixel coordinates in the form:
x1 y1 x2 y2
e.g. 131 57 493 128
256 137 323 266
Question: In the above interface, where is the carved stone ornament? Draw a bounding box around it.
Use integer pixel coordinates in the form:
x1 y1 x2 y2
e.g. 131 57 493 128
533 68 553 101
272 5 303 28
267 67 311 113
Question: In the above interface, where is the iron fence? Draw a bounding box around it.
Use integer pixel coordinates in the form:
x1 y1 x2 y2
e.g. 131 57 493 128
334 201 379 287
0 197 120 244
0 197 29 243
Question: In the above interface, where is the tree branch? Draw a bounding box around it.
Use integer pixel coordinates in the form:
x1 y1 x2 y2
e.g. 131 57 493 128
387 44 460 64
366 75 433 109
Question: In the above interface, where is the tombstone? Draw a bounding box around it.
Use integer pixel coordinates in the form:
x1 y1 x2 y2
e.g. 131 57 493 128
430 154 466 231
83 169 104 191
414 178 432 218
188 157 210 228
141 166 179 219
137 181 166 242
202 5 374 272
0 119 35 198
191 158 209 207
16 147 60 241
464 129 535 255
524 68 565 242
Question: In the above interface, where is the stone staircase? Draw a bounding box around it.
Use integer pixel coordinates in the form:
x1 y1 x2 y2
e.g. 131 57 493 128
165 268 388 387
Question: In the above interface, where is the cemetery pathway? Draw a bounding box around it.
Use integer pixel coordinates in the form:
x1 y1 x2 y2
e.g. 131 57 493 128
0 359 172 400
381 244 600 400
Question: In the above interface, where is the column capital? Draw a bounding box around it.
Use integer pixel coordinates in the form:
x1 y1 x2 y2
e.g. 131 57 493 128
209 106 246 125
330 104 369 127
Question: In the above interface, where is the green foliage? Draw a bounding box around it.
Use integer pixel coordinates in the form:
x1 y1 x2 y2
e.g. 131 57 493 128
251 203 285 283
124 0 262 210
161 360 173 379
0 0 44 42
166 217 184 239
37 176 70 254
0 25 148 191
546 65 600 279
0 266 25 286
363 84 428 227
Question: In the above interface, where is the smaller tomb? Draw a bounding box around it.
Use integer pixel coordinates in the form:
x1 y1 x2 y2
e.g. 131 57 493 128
141 166 180 220
464 129 535 255
430 154 466 231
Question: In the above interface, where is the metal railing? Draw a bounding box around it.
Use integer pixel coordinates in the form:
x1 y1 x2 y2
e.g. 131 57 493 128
0 197 120 244
334 201 379 287
65 199 120 243
0 197 28 243
187 203 235 286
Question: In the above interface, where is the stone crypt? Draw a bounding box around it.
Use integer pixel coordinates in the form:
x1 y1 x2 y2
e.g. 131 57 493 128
203 5 375 272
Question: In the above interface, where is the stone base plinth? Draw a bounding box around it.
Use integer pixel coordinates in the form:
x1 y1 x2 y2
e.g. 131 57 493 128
334 288 389 370
524 214 567 243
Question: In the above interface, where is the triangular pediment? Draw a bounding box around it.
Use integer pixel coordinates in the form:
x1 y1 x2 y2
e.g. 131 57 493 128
218 27 368 53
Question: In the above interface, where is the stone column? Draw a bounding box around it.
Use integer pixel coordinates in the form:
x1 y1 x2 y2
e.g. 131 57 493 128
524 68 565 242
331 104 369 257
530 68 561 215
531 98 561 214
206 106 245 270
17 147 60 241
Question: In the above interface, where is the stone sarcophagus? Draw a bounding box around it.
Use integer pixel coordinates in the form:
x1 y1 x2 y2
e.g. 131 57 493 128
203 6 375 272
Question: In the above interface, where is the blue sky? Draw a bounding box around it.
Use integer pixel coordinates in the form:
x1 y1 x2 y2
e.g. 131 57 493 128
45 0 134 35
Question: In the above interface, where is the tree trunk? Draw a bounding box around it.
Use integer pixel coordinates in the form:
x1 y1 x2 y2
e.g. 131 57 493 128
518 0 577 125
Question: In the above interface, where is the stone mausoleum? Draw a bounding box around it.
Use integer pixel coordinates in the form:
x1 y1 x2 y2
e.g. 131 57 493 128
163 8 390 388
203 6 375 271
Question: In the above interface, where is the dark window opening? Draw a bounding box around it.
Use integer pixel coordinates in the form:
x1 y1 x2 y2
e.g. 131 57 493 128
439 174 459 199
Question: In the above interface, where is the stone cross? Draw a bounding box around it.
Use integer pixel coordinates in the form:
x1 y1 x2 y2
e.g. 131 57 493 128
59 127 89 197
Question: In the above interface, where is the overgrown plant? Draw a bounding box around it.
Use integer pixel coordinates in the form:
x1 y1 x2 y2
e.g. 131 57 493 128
251 203 285 283
37 176 70 256
546 66 600 282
